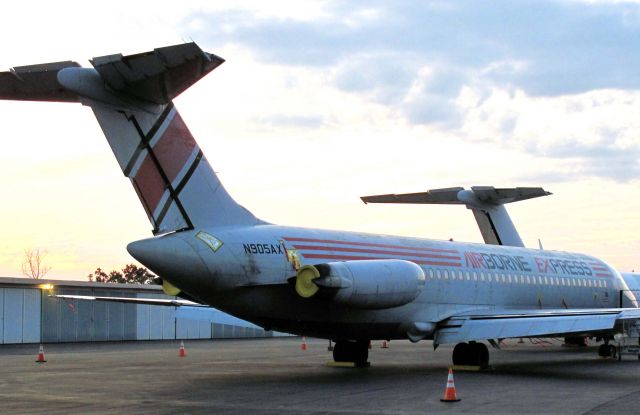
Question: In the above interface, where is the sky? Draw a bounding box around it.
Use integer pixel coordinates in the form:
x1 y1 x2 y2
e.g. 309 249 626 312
0 0 638 280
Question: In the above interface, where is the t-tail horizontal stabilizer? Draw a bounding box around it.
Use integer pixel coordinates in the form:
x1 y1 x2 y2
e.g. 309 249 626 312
361 186 551 247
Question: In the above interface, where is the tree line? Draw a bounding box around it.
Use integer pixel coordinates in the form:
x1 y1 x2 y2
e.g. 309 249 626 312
88 264 156 284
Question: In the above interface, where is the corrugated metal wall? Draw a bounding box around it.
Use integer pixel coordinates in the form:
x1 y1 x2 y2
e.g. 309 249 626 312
136 292 177 340
1 288 41 344
0 282 282 344
42 288 139 343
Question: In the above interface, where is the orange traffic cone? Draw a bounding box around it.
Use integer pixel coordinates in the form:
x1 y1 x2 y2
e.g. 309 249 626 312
35 344 46 363
179 340 186 357
300 336 308 351
381 340 389 349
440 368 460 402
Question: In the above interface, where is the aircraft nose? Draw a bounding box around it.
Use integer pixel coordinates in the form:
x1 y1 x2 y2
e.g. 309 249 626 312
127 234 209 289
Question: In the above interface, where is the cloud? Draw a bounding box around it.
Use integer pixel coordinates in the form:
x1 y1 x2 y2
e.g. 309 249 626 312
183 1 640 182
257 114 325 129
188 1 640 94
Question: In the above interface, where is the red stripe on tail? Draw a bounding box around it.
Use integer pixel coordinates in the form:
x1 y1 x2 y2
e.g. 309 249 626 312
133 155 165 214
153 112 197 182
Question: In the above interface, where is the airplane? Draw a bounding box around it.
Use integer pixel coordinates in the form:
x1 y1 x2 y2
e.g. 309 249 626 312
1 43 639 368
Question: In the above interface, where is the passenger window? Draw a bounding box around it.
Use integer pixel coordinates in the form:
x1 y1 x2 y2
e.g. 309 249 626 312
458 271 464 281
473 272 478 281
480 272 485 281
443 270 449 280
436 270 441 280
466 272 471 281
428 269 434 279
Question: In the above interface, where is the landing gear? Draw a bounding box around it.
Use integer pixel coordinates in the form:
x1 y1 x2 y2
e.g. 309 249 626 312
597 336 617 359
452 341 489 367
563 336 587 347
332 340 369 367
597 343 617 359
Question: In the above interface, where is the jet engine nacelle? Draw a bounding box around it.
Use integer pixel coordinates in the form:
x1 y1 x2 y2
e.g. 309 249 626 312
294 259 425 309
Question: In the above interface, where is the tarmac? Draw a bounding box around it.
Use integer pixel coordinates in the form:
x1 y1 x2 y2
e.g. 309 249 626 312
1 337 639 414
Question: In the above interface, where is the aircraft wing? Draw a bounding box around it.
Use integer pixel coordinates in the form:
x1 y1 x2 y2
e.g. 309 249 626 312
54 294 233 322
54 294 204 307
434 308 640 345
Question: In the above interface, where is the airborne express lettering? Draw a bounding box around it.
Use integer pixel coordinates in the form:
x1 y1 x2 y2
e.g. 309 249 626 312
464 251 595 277
534 257 593 276
243 243 283 255
464 252 531 272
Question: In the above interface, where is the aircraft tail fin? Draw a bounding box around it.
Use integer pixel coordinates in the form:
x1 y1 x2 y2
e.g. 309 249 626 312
0 43 263 234
361 186 551 247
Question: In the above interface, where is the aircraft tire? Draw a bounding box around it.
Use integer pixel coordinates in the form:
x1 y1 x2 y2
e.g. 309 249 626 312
472 342 490 367
452 342 489 366
598 344 611 357
333 340 369 366
452 342 470 365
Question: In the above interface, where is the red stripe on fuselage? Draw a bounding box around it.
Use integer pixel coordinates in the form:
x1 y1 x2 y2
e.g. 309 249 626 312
152 112 197 183
595 273 613 278
283 237 459 254
292 244 460 260
300 253 461 267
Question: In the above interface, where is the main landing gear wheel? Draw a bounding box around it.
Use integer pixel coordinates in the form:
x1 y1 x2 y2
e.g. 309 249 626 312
452 341 489 367
333 340 369 367
597 343 617 359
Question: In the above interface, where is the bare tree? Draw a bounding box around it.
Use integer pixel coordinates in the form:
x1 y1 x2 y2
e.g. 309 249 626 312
21 248 51 279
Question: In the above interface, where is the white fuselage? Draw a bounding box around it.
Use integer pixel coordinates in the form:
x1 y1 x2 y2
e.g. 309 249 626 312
135 224 635 340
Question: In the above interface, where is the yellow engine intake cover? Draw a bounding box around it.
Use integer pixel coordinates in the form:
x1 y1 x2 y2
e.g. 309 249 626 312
162 280 181 296
295 265 320 298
